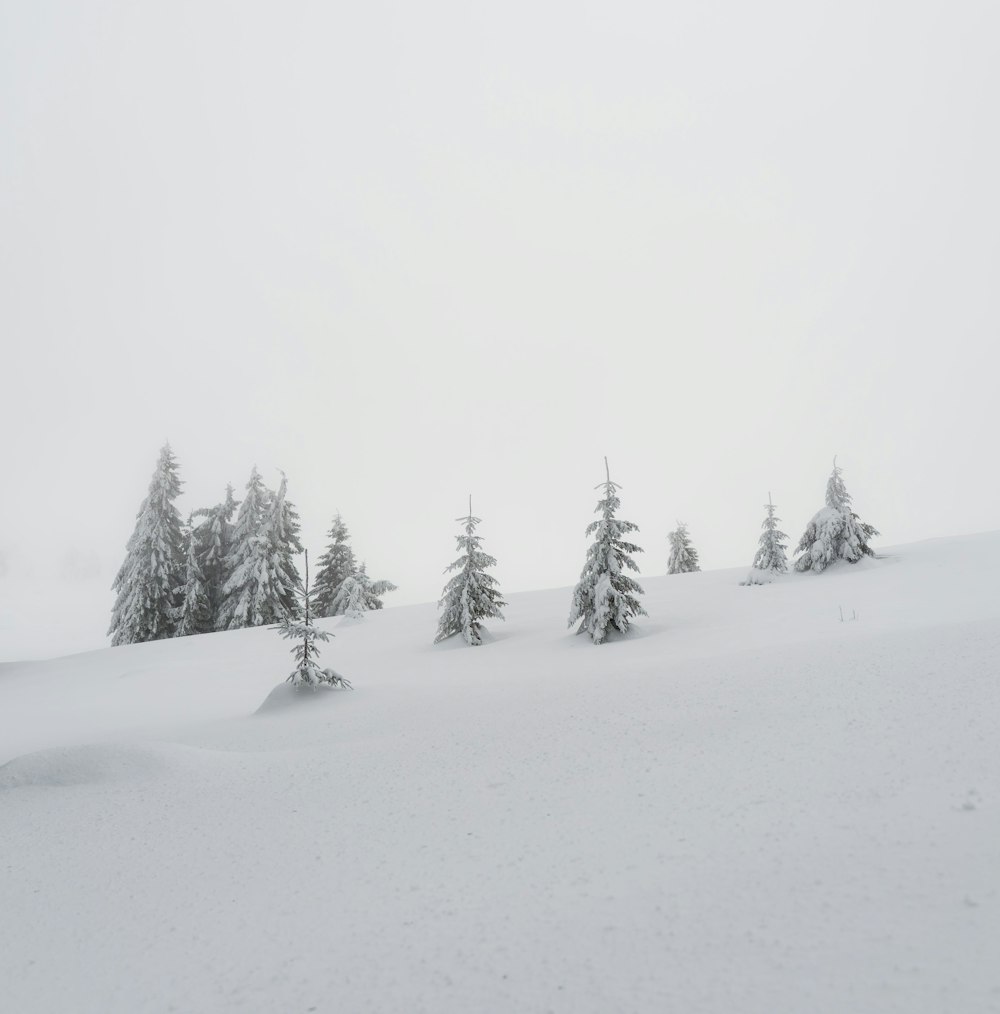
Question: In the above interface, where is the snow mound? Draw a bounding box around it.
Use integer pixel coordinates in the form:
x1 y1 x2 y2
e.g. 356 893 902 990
255 679 350 714
0 743 177 789
0 741 239 789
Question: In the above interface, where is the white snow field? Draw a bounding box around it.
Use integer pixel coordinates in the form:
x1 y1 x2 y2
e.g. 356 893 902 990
2 533 998 1014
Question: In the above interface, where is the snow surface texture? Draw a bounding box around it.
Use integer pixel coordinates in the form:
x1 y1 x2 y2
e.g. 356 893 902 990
2 533 999 1013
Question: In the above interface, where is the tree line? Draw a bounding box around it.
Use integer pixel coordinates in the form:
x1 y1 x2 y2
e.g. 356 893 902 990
109 446 878 651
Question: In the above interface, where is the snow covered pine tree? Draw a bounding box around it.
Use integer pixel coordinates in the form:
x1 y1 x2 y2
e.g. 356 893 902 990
276 550 351 690
217 467 268 628
174 512 214 636
175 484 241 636
218 468 303 628
108 443 186 646
795 458 879 572
435 497 505 645
267 472 305 619
330 562 398 619
742 493 789 585
192 484 238 629
568 459 646 644
312 513 358 617
666 522 700 574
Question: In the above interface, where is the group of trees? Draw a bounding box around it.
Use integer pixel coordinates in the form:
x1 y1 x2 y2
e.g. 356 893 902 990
277 454 879 684
740 457 879 586
110 445 879 653
565 456 878 643
313 515 397 620
109 445 396 647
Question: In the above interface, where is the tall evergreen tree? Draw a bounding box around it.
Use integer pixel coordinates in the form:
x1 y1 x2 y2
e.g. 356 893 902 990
435 497 505 645
667 522 700 574
276 550 351 690
217 466 268 629
108 443 186 646
313 513 357 617
174 514 214 636
795 458 879 573
195 484 239 629
218 468 303 628
568 459 646 644
331 562 398 619
175 486 239 634
267 472 304 620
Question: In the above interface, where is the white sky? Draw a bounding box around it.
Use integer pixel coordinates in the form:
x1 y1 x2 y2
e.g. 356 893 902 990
1 0 998 656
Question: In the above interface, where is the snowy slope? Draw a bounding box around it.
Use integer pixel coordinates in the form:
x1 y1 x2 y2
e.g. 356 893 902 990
1 534 998 1014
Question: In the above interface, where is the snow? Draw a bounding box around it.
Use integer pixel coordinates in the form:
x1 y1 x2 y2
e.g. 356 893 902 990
2 532 999 1013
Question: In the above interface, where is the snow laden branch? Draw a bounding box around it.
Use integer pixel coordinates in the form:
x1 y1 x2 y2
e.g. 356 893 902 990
435 497 506 646
330 563 398 619
568 458 646 644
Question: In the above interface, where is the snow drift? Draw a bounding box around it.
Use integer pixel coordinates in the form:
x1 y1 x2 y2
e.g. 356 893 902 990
1 532 998 1013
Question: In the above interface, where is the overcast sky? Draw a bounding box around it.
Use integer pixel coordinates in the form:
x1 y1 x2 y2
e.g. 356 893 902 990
2 0 998 658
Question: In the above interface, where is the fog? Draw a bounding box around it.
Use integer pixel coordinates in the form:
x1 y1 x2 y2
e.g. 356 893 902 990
2 0 998 659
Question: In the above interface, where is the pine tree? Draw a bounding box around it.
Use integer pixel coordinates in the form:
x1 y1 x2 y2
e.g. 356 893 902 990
313 513 357 617
795 457 879 573
435 497 505 645
217 467 268 629
267 471 304 620
666 522 700 574
330 562 398 619
174 514 214 636
743 493 789 584
568 459 646 644
276 550 351 690
194 484 238 629
175 486 239 634
108 443 186 646
218 468 303 628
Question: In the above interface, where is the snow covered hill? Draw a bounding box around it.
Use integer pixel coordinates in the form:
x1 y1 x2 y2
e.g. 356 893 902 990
2 533 998 1013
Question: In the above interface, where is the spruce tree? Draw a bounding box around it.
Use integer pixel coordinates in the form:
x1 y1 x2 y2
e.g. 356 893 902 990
568 459 646 644
267 472 304 620
666 522 700 574
194 484 239 629
795 458 879 573
435 497 505 645
313 513 357 617
741 494 789 586
276 550 351 690
330 562 398 619
218 468 303 628
217 467 268 629
108 443 186 646
174 486 239 634
174 514 214 636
